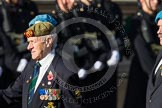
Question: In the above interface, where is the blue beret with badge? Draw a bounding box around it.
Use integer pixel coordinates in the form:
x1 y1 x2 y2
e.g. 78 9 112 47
28 14 58 27
155 11 162 23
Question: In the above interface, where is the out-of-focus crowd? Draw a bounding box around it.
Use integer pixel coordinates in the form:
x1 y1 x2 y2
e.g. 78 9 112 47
0 0 38 89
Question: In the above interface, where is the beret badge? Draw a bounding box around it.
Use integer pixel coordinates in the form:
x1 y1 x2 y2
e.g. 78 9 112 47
24 30 34 38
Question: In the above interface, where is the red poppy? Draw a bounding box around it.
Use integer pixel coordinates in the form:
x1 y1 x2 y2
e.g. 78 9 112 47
47 71 54 81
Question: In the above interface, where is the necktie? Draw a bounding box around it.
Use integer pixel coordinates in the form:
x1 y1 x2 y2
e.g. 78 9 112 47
28 62 41 104
154 64 162 85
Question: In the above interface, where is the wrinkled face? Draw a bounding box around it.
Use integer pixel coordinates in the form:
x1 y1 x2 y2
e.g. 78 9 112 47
157 19 162 45
27 36 48 60
144 0 159 12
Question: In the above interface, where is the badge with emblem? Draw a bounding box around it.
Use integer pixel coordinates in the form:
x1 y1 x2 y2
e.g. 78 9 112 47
75 89 81 98
24 30 34 38
44 102 55 108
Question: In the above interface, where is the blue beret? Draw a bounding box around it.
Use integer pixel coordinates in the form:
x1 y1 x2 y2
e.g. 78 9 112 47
29 14 58 27
155 11 162 23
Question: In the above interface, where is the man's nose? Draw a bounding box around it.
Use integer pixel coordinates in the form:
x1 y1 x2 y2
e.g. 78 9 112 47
27 43 33 50
157 28 162 34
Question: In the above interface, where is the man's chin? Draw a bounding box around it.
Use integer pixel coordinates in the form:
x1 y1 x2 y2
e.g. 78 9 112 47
31 56 37 60
160 42 162 46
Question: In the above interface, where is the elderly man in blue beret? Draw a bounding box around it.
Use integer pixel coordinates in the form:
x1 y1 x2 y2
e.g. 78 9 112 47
146 10 162 108
0 14 85 108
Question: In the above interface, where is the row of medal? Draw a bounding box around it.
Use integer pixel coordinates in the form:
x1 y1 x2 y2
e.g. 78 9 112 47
39 88 61 101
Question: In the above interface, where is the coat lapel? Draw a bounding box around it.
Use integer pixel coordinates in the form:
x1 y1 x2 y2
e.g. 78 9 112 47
23 61 35 108
150 51 162 95
151 55 162 85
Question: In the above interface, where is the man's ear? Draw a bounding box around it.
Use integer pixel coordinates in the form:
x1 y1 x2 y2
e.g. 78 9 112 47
139 0 144 4
46 37 53 47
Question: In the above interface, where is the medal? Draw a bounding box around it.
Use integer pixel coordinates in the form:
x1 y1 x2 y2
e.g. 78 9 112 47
56 89 61 100
39 89 46 95
44 95 48 100
40 95 45 100
48 95 53 101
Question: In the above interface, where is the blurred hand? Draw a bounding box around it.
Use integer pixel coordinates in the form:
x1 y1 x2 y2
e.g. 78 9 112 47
5 0 18 4
81 0 91 6
57 0 91 13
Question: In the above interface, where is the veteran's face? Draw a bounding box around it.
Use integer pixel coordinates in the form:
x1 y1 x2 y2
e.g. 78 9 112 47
27 36 48 60
157 19 162 45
